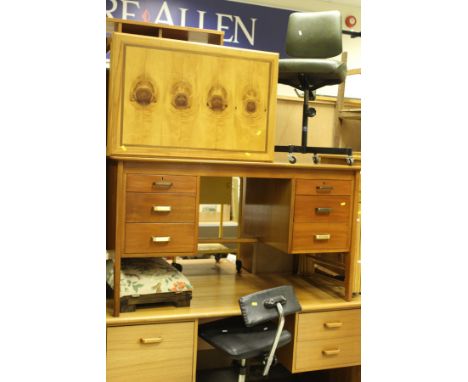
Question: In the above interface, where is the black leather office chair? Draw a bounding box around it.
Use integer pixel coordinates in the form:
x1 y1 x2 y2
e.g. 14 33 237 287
274 11 354 165
198 285 301 382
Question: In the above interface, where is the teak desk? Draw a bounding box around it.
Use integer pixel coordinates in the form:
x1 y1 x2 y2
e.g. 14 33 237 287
106 260 361 382
107 157 361 316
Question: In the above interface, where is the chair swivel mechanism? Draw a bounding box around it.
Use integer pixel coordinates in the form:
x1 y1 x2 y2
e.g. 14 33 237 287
198 285 302 382
275 11 354 165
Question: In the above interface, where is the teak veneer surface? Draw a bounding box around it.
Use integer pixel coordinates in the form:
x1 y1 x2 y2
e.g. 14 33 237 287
106 260 360 326
107 33 278 162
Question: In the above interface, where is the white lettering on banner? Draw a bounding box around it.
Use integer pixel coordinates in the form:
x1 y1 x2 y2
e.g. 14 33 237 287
106 0 118 18
216 13 234 42
105 1 259 47
197 10 206 29
122 0 140 19
234 16 256 46
155 1 174 25
179 8 188 27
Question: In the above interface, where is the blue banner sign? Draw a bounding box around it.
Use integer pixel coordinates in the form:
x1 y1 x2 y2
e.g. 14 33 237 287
106 0 293 57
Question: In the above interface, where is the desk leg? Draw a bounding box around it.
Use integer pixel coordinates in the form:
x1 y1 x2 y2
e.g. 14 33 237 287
345 171 361 301
113 161 125 317
329 365 360 382
113 258 121 316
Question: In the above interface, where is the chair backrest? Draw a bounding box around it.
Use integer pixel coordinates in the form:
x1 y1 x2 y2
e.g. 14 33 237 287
285 11 343 59
239 285 302 327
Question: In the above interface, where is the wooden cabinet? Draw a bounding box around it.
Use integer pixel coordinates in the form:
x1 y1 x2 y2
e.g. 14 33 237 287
242 171 355 255
120 169 199 259
107 32 278 162
107 321 196 382
291 178 353 253
278 309 361 373
109 161 200 314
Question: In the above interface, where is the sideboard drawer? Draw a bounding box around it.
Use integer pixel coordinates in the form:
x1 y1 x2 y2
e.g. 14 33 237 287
292 223 350 252
107 321 195 382
297 310 361 341
126 193 197 223
125 223 196 254
294 195 351 224
295 336 361 372
296 179 352 196
126 174 197 193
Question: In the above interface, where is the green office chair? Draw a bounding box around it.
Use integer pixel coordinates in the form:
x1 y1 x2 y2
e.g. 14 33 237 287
275 11 354 165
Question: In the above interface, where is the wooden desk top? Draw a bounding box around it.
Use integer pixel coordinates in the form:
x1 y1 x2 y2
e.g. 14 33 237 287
109 157 361 173
106 260 360 327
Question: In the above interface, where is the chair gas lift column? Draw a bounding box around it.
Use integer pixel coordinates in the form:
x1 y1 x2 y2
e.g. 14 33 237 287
275 11 354 165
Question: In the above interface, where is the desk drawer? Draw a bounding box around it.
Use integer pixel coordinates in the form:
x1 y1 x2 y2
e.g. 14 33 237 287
125 223 196 254
296 179 352 196
107 321 195 382
295 336 361 372
297 310 361 341
294 195 351 224
126 174 197 193
292 223 350 252
126 193 197 223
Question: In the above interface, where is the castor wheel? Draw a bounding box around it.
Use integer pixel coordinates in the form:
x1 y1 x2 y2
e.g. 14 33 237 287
214 253 221 263
312 154 320 164
172 262 183 272
235 259 242 274
346 157 354 166
288 154 297 164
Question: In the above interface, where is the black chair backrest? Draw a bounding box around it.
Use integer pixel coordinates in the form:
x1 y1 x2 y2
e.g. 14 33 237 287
285 11 343 59
239 285 302 327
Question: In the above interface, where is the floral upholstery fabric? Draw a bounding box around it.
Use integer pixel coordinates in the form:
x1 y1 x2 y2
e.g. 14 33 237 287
106 258 193 298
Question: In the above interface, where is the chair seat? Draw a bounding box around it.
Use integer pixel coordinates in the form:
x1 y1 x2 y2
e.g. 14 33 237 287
199 316 292 360
279 58 346 90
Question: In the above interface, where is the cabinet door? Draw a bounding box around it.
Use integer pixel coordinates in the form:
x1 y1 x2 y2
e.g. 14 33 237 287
107 321 195 382
107 32 278 162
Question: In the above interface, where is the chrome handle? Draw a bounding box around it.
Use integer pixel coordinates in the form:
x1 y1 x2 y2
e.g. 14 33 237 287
153 206 172 212
315 207 332 215
152 236 171 243
140 337 163 344
315 234 331 241
322 348 340 356
316 185 333 192
153 181 173 189
324 322 343 329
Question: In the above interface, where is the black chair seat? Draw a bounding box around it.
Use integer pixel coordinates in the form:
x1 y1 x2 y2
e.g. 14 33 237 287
278 58 346 89
199 316 292 360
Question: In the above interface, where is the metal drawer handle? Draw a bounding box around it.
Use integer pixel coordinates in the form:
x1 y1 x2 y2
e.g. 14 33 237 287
152 236 171 243
315 234 331 241
316 185 333 192
324 322 343 329
315 207 332 215
140 337 163 344
153 181 173 189
153 206 172 212
322 348 341 356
